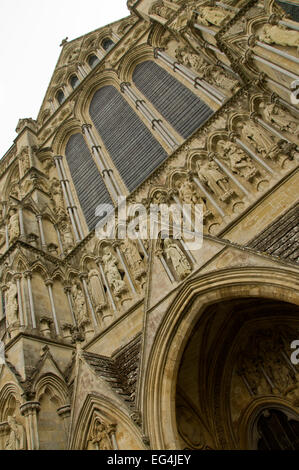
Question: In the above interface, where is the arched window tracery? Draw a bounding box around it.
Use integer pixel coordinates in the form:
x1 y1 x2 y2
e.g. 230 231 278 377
65 133 113 230
132 60 213 139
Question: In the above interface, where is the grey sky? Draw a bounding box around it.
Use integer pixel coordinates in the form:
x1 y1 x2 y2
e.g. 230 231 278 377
0 0 129 157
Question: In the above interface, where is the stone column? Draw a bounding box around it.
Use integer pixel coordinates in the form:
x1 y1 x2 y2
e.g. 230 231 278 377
213 156 251 198
54 156 82 242
155 49 225 104
114 243 137 296
36 215 47 250
64 287 76 326
56 156 85 240
121 82 179 148
97 258 117 313
235 138 275 174
82 124 123 198
80 274 98 330
5 224 9 250
249 51 299 82
20 402 40 450
57 404 71 441
193 177 226 217
45 280 60 336
156 249 175 283
54 225 65 256
25 272 36 329
18 207 25 238
14 274 24 327
255 38 299 65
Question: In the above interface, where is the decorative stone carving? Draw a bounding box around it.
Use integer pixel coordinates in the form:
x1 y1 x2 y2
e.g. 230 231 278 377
178 178 211 218
261 103 299 135
71 283 89 329
258 25 299 49
203 66 239 92
102 247 127 297
8 208 20 244
218 140 259 181
5 416 26 450
169 6 194 32
19 147 30 175
196 7 230 27
5 281 18 327
122 239 146 282
241 120 274 157
149 1 174 19
88 269 106 312
60 222 74 252
163 238 192 280
197 160 234 202
87 419 116 450
50 178 66 220
175 47 207 74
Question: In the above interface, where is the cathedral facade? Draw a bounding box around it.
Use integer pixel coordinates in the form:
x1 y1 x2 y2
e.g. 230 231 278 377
0 0 299 450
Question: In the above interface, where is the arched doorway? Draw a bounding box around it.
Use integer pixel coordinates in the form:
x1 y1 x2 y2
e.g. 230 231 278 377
175 298 299 449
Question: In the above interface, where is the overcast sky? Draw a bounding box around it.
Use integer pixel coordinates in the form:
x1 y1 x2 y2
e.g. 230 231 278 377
0 0 129 157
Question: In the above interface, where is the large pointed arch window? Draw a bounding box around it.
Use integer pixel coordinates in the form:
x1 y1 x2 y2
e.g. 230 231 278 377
89 86 168 192
65 133 113 230
132 60 213 139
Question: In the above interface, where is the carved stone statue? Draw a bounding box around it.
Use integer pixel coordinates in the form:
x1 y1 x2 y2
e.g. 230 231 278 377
163 238 192 280
203 66 239 92
219 140 258 180
71 283 89 328
149 1 173 19
60 222 74 252
5 281 18 327
178 179 208 214
19 148 30 175
88 419 115 450
122 239 146 281
88 269 106 312
8 208 20 244
259 25 299 49
241 120 274 156
198 160 231 198
197 7 230 27
176 48 206 75
102 247 126 296
261 103 299 135
5 416 26 450
51 178 66 219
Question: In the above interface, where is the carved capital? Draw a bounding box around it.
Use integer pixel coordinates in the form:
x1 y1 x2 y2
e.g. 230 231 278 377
20 401 40 416
57 404 71 418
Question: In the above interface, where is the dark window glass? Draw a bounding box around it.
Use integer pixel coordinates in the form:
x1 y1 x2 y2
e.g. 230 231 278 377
56 90 65 105
70 75 80 90
89 85 168 192
88 54 100 69
102 38 115 51
133 60 213 139
65 133 113 230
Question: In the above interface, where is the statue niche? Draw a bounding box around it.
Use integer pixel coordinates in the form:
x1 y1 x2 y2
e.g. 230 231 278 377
87 418 116 450
8 207 20 244
5 281 19 328
196 6 231 28
258 24 299 50
102 247 127 297
71 283 90 329
197 159 234 203
163 238 192 280
5 416 26 450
